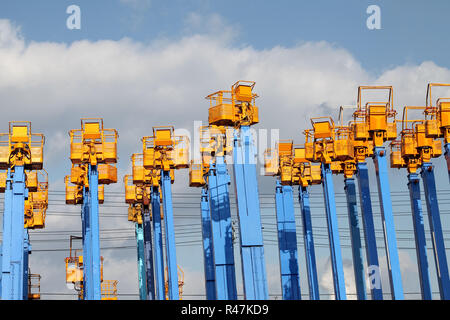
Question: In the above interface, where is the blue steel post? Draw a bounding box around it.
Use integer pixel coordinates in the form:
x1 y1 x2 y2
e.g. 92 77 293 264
344 178 366 300
81 184 92 300
275 180 301 300
143 208 155 300
200 187 216 300
356 162 383 299
135 222 147 300
321 163 347 300
208 158 237 300
160 170 179 300
1 171 13 299
373 147 404 300
232 126 268 300
88 164 101 300
151 186 165 300
421 162 450 299
298 186 320 300
407 173 432 300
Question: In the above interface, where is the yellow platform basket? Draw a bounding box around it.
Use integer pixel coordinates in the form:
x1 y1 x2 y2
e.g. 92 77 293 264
401 135 418 157
189 163 205 187
432 139 442 157
124 175 137 204
368 105 388 132
310 164 322 185
29 133 44 170
390 150 405 169
69 129 83 164
102 129 118 164
98 164 117 185
439 101 450 128
101 280 118 300
26 171 38 192
172 136 190 169
99 185 104 204
0 170 6 192
426 119 440 137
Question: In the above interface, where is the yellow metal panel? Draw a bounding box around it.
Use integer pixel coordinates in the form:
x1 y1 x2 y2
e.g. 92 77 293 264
83 122 101 139
313 122 332 139
234 85 253 102
369 105 387 131
155 129 173 146
11 125 29 143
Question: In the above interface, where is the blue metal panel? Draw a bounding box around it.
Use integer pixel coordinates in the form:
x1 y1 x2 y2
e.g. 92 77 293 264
356 162 383 300
232 126 268 300
344 178 366 300
321 163 347 300
135 223 147 300
151 186 165 300
421 162 450 299
445 143 450 182
200 187 216 300
373 147 404 300
298 186 320 300
407 173 432 300
160 170 179 300
208 157 237 300
1 171 13 299
275 180 301 300
88 165 101 300
143 208 155 300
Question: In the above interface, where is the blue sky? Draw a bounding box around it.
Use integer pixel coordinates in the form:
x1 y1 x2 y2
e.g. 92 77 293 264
0 0 450 300
2 0 450 74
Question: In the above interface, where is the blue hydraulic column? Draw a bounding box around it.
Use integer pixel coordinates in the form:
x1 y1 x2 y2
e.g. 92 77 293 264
298 186 320 300
200 187 216 300
22 231 31 300
143 208 155 300
321 163 346 300
356 162 383 300
208 158 237 300
1 166 27 300
275 180 301 300
373 147 404 300
232 126 268 300
81 184 91 300
1 171 13 299
88 164 101 300
160 170 179 300
421 162 450 299
151 186 165 300
344 178 366 300
81 187 92 300
445 143 450 182
135 222 147 300
407 173 432 300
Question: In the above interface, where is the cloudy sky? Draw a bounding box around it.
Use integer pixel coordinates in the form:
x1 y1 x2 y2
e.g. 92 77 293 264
1 0 450 300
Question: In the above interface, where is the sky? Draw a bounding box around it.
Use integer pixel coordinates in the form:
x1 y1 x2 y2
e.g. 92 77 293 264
0 0 450 300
